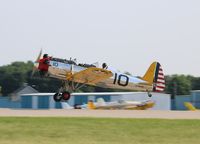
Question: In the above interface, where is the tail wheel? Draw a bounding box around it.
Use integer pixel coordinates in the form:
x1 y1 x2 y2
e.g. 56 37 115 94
54 93 62 102
147 91 152 97
62 91 71 101
148 93 152 97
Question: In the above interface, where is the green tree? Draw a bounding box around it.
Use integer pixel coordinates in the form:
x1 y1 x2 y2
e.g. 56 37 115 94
190 77 200 90
165 75 191 96
0 61 33 95
0 86 2 96
27 77 62 93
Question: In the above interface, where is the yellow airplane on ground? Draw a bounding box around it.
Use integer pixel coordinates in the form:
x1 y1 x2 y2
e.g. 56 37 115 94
86 98 155 110
32 50 165 102
184 102 197 111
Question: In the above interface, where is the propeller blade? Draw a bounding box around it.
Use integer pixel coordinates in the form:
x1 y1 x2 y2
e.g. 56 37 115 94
31 66 37 77
31 49 42 77
36 49 42 62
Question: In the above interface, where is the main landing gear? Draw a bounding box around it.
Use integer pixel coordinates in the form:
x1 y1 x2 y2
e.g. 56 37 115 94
53 91 71 102
53 80 86 102
53 81 72 102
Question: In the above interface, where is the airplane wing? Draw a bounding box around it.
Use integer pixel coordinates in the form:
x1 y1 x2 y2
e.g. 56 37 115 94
67 67 113 85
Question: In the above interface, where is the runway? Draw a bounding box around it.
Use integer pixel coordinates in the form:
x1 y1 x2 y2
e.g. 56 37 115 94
0 109 200 119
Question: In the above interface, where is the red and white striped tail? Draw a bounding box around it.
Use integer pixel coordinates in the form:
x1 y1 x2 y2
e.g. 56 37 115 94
154 64 165 92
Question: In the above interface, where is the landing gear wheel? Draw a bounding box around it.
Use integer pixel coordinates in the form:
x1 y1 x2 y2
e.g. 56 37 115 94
54 93 62 102
148 93 152 97
147 91 152 97
62 91 71 101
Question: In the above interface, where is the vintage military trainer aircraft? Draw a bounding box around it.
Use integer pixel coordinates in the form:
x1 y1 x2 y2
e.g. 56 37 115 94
32 50 165 102
85 98 155 110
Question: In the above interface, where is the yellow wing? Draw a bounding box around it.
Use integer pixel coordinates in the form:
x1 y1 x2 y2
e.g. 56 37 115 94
66 67 113 85
184 102 197 111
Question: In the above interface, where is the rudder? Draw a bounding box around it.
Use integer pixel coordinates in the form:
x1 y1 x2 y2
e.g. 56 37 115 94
142 62 165 92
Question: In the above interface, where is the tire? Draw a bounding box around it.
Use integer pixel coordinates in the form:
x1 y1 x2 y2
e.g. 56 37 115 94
62 91 71 101
53 93 62 102
148 93 152 97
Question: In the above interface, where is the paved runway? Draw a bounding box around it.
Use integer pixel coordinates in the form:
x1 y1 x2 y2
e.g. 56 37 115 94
0 109 200 119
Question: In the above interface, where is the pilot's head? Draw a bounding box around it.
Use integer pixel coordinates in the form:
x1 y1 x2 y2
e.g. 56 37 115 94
43 54 48 58
102 63 108 69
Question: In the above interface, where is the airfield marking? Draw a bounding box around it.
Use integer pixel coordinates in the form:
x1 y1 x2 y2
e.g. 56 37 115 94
0 109 199 119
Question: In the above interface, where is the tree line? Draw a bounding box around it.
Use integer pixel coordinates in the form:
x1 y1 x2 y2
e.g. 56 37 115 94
0 61 200 96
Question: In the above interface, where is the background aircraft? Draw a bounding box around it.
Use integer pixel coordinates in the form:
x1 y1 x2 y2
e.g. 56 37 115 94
184 102 198 111
85 98 155 110
61 97 154 110
32 50 165 102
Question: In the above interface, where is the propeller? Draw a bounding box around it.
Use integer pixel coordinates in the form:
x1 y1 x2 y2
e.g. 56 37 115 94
31 49 42 77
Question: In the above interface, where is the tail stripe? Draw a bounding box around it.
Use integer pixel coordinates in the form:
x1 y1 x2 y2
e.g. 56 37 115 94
154 64 165 92
155 87 165 92
157 79 165 83
158 75 164 79
156 83 165 88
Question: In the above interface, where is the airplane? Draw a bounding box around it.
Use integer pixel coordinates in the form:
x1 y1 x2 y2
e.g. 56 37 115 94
32 50 165 102
85 98 155 110
184 102 197 111
58 98 154 110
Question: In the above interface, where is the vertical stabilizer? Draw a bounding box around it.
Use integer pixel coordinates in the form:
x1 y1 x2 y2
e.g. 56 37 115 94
142 62 165 92
87 100 95 109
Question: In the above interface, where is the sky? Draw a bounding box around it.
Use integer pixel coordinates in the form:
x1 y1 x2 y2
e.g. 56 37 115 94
0 0 200 76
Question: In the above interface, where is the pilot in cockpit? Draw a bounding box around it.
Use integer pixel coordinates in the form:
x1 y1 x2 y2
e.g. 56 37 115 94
102 63 108 69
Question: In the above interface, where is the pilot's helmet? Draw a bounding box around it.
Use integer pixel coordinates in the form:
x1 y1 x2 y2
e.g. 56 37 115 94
102 63 108 69
43 54 48 58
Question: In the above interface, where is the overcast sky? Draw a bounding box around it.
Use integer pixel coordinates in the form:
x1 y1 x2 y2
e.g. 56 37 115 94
0 0 200 76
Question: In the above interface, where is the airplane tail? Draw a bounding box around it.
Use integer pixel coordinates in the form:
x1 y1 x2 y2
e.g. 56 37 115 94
87 98 106 109
142 62 165 92
87 100 96 109
96 98 106 106
184 102 197 111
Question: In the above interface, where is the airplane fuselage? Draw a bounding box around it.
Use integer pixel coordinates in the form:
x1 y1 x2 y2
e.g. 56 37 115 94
46 59 153 92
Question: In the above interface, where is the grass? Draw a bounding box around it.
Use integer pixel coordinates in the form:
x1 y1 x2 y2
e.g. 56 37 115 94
0 117 200 144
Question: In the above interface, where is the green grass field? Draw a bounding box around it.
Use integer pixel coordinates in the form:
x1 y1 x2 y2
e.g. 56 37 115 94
0 117 200 144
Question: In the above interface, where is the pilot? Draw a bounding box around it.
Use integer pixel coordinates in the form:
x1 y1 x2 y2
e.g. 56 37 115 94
102 63 108 69
38 54 51 76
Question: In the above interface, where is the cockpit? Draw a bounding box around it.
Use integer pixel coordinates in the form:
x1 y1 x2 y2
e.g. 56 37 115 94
51 57 108 69
51 57 98 68
51 57 77 65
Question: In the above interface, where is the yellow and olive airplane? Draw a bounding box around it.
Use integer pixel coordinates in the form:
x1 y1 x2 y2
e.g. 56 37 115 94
86 98 155 110
32 50 165 102
184 102 198 111
60 97 155 110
